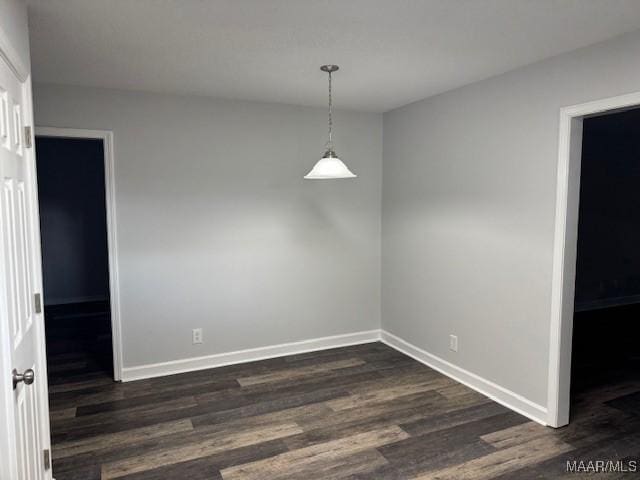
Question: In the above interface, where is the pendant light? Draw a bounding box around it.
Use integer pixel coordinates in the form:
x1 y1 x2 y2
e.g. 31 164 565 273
304 65 357 179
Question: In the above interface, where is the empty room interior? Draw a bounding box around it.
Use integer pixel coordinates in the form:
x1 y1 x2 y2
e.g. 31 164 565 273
0 1 639 479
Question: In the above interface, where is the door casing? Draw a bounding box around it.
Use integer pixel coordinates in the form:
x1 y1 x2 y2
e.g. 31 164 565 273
35 127 123 382
548 90 640 427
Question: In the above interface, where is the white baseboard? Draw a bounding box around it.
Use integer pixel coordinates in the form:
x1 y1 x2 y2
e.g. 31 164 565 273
380 330 549 426
121 330 381 382
121 327 549 426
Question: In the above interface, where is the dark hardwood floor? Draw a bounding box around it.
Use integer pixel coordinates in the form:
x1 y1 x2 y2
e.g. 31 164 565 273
45 301 114 381
47 341 640 480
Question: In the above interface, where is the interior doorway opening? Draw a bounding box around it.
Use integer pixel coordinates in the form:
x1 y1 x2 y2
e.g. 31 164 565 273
549 92 640 428
570 108 640 413
35 128 122 385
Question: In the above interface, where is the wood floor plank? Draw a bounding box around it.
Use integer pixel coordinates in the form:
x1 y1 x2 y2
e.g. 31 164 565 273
50 407 77 421
46 342 638 480
326 379 451 411
105 439 290 480
220 426 409 480
343 367 451 395
283 402 438 451
272 449 388 480
49 376 116 393
480 420 553 449
489 431 640 480
375 411 526 479
191 386 351 429
75 390 199 416
195 369 384 406
559 408 640 449
50 386 126 411
52 417 298 475
296 390 449 432
52 464 102 480
53 402 330 472
571 380 640 412
53 418 194 460
347 441 497 480
411 436 573 480
193 402 333 436
53 396 199 432
606 390 640 416
282 390 477 452
101 422 303 479
236 358 366 386
399 401 510 437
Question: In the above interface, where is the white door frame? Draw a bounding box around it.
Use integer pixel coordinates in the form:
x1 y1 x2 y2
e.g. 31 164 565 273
548 90 640 427
34 127 123 382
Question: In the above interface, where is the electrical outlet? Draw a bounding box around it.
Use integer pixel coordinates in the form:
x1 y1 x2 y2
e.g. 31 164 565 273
449 334 458 352
192 328 203 344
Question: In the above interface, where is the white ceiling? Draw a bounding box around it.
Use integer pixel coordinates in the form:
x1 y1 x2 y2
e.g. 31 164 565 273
27 0 640 112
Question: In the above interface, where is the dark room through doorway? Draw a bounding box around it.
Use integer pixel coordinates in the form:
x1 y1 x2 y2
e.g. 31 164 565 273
36 134 115 385
571 107 640 417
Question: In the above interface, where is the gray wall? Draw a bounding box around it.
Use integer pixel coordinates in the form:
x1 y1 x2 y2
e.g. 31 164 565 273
382 30 640 407
34 85 382 367
32 26 640 409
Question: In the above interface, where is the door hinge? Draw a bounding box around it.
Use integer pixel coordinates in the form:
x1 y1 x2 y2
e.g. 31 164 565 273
34 293 42 314
43 449 51 470
24 126 32 148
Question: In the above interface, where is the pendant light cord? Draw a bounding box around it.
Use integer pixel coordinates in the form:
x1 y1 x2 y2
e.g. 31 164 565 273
327 70 333 148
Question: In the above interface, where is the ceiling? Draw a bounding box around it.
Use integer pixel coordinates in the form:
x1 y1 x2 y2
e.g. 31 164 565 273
27 0 640 112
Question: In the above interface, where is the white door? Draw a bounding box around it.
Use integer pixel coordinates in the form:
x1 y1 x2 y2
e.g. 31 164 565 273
0 51 51 480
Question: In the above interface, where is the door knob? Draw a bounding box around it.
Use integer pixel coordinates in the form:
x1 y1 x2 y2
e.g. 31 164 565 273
12 368 35 390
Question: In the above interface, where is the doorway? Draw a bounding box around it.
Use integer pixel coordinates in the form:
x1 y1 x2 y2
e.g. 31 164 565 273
549 92 640 428
570 107 640 409
35 128 122 384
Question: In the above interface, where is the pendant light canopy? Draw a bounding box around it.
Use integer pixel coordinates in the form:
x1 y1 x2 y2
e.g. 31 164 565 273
304 65 357 179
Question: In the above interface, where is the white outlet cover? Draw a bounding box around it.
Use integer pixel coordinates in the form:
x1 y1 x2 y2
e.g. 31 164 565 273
192 328 203 344
449 335 458 352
